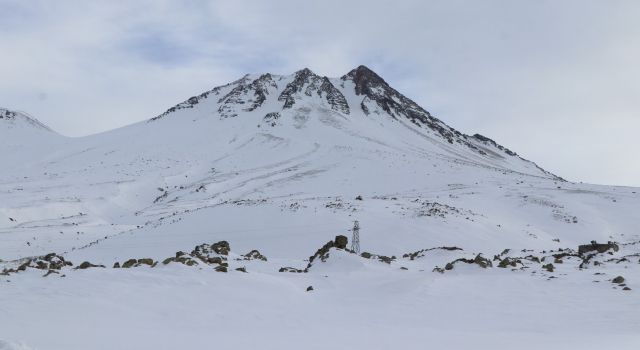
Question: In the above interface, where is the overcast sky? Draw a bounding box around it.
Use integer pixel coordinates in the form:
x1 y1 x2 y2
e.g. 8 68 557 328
1 0 639 186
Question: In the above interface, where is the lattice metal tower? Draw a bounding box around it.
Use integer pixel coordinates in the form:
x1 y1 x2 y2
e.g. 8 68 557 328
351 220 360 254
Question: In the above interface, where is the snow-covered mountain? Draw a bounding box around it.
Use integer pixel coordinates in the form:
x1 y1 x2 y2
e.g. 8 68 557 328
0 108 61 146
0 108 66 168
1 66 639 350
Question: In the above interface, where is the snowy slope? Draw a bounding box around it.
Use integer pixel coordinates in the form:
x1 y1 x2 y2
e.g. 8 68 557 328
1 66 639 350
0 108 67 167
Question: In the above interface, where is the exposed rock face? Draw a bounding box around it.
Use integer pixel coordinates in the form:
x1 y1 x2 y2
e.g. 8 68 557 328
149 75 250 121
342 65 462 144
279 68 349 114
218 74 278 118
472 134 516 156
319 77 350 114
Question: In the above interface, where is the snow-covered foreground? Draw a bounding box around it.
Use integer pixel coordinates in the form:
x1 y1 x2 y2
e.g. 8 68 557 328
1 67 639 349
2 251 639 350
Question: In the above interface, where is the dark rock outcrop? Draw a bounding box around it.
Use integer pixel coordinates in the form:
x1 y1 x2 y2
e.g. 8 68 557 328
241 249 268 261
578 241 619 255
74 261 105 270
334 235 348 249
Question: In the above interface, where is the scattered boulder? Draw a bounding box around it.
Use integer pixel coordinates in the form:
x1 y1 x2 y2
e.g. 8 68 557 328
377 255 395 264
162 242 234 269
542 263 554 272
113 262 120 268
162 255 199 266
206 257 224 264
211 241 230 255
473 254 492 268
242 250 267 261
439 254 492 272
357 251 395 264
117 258 156 268
612 276 625 284
306 285 314 292
279 267 305 273
498 257 522 268
578 241 619 255
137 258 155 267
121 259 138 268
235 267 247 273
1 253 73 276
403 246 462 260
334 235 348 249
74 261 105 270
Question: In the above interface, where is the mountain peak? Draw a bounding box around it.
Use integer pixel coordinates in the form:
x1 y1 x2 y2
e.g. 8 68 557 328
342 65 388 94
294 67 316 76
141 67 559 179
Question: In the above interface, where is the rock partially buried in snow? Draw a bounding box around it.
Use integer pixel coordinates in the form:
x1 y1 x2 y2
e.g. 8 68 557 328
612 276 625 284
542 263 555 272
241 250 267 261
578 241 619 255
1 253 72 276
74 261 105 270
436 254 493 273
119 258 156 268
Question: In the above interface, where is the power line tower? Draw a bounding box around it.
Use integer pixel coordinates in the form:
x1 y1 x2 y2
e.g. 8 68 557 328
351 220 360 254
